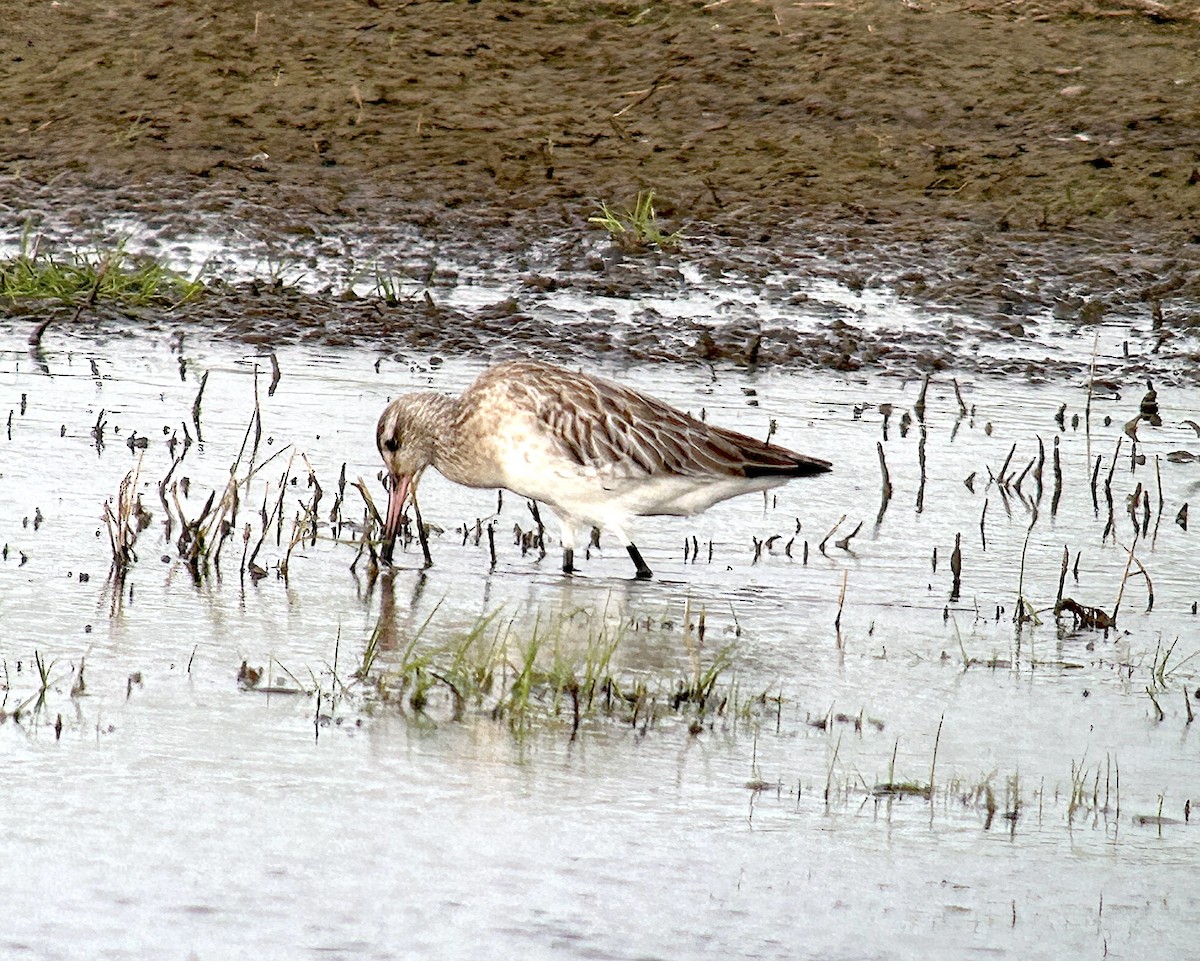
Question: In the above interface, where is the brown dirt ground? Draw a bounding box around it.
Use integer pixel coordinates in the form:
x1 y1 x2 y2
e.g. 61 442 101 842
2 0 1200 374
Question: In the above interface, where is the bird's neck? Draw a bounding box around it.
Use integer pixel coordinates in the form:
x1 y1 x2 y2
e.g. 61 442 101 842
402 392 455 472
433 394 504 490
412 393 475 487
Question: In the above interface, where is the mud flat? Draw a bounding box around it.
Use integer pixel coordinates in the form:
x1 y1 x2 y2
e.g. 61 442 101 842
2 0 1199 374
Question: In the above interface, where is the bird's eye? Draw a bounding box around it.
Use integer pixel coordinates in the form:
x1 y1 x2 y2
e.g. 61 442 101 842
383 438 399 453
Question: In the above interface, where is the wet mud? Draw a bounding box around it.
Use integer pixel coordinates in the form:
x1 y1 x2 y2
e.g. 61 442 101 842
3 0 1200 378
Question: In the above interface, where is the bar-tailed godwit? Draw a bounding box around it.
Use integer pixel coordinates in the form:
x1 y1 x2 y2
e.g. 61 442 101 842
377 360 831 578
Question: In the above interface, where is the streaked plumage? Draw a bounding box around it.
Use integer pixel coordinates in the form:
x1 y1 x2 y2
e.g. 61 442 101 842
376 360 831 578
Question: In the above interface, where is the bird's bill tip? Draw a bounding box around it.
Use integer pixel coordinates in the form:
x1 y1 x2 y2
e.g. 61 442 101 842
381 473 412 561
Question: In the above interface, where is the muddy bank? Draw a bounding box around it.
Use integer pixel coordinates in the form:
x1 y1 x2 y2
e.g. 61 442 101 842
2 0 1200 375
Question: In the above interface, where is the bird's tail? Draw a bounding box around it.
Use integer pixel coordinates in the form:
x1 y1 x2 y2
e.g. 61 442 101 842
710 424 832 478
743 453 832 478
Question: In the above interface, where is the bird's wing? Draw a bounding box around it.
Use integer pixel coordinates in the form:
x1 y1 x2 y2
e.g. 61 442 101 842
496 362 826 479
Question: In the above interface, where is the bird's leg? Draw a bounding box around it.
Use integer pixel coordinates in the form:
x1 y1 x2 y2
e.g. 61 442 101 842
626 544 653 580
558 518 578 575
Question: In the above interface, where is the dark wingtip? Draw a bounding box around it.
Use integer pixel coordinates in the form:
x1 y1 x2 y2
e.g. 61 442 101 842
800 456 833 475
745 456 832 479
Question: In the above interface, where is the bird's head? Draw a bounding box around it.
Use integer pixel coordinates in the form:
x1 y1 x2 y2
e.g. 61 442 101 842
376 395 441 560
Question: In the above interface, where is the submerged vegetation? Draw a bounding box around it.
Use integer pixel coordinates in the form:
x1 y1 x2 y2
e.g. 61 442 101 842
341 604 749 739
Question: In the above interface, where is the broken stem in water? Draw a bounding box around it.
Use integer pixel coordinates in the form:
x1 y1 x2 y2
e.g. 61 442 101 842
834 569 848 643
929 713 944 805
411 488 434 569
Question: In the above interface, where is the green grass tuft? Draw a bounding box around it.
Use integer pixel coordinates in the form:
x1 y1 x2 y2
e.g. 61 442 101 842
358 605 751 738
588 190 684 251
0 233 204 308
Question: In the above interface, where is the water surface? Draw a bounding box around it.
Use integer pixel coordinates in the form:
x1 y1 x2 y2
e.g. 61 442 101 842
1 329 1198 960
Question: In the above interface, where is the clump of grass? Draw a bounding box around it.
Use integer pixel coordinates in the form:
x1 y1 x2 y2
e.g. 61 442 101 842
0 232 203 308
871 714 944 802
1147 634 1196 690
103 455 152 577
1067 752 1120 825
588 190 684 251
369 264 419 306
159 371 317 583
358 604 750 738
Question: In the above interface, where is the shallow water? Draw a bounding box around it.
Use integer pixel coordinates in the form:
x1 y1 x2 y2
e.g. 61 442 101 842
1 327 1199 960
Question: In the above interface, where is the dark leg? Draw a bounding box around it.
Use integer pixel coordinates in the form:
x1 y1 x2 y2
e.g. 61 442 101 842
562 547 575 574
626 544 653 580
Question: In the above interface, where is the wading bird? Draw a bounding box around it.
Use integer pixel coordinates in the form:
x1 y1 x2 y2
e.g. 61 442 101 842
377 360 831 578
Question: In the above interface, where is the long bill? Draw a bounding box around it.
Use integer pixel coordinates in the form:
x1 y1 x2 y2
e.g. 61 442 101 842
380 472 412 564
